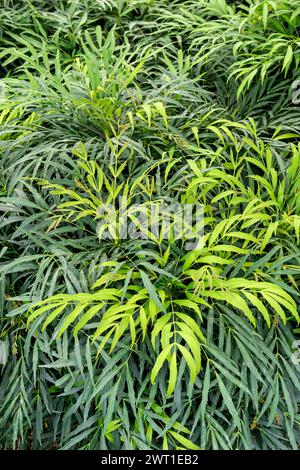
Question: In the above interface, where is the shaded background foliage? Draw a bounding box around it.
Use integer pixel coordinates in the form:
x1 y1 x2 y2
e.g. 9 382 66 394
0 0 300 450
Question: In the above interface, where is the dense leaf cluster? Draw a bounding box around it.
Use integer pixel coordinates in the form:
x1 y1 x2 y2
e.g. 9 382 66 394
0 0 300 450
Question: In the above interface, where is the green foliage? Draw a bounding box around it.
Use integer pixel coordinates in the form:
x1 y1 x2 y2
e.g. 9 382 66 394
0 0 300 450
